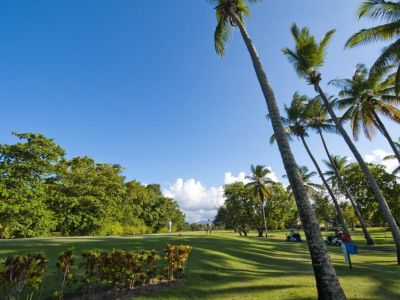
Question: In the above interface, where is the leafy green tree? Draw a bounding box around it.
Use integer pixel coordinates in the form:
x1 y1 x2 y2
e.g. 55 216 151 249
313 192 335 229
0 133 65 238
340 202 358 231
266 183 297 230
223 182 258 236
47 157 126 236
330 64 400 164
245 165 274 237
346 0 400 93
341 163 400 226
283 23 400 264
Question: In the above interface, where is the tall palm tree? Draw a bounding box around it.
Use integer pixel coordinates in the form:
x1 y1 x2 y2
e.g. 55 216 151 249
329 64 400 164
271 93 349 234
210 2 346 297
283 23 400 264
322 155 374 245
305 99 374 245
345 0 400 93
384 137 400 175
245 164 274 237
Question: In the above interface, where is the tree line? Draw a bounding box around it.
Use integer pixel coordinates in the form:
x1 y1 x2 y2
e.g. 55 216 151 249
0 132 186 238
210 0 400 298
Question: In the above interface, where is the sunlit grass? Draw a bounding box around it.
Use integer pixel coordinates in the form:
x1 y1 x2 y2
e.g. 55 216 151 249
0 229 398 299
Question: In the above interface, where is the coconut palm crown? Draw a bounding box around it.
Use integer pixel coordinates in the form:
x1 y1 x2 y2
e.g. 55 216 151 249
346 0 400 93
329 64 400 141
282 23 335 84
211 0 262 56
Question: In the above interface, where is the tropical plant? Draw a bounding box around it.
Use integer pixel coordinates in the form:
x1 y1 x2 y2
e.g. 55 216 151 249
54 249 75 300
272 93 349 234
304 99 374 244
245 165 275 237
210 2 345 297
0 253 48 300
346 0 400 93
329 63 400 164
284 165 321 196
283 23 400 264
164 245 192 281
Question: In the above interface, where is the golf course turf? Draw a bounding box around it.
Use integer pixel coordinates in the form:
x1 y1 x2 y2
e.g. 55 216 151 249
0 229 399 299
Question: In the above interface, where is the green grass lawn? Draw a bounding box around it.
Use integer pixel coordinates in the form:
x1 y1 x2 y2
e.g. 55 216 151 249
0 229 399 299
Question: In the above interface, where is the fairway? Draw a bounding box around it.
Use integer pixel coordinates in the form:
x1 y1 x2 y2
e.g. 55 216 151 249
0 229 399 299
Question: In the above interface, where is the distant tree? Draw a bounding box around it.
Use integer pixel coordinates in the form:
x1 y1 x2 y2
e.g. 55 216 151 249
246 165 275 237
47 157 126 236
223 182 258 236
341 163 400 226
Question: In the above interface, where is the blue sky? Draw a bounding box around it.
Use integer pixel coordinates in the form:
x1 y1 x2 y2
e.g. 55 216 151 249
0 1 398 222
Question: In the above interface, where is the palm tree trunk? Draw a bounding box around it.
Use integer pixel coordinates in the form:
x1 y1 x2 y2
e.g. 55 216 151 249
260 195 268 237
372 111 400 165
314 82 400 264
299 135 349 235
231 14 346 300
317 128 374 245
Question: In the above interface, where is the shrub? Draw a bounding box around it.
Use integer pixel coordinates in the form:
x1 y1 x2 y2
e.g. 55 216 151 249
0 253 47 300
164 244 192 281
53 249 74 300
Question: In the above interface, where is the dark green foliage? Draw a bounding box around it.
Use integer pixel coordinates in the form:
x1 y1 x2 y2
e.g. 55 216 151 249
341 163 400 225
217 182 297 235
0 132 185 238
0 253 48 300
0 133 64 238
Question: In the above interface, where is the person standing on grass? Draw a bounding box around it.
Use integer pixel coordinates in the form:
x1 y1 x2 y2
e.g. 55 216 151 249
168 219 172 233
206 219 212 235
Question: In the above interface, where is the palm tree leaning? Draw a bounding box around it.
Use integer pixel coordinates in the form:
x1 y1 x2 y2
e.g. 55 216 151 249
245 164 274 237
271 92 349 235
322 155 374 245
304 98 374 245
346 0 400 94
210 1 346 298
329 64 400 165
283 23 400 264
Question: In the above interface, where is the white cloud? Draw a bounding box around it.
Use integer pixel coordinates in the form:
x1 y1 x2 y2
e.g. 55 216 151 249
163 168 279 223
364 149 398 173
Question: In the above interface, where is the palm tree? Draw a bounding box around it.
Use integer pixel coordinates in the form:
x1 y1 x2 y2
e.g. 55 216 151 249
329 64 400 165
322 155 374 245
271 93 349 234
305 99 374 245
245 164 274 237
210 2 346 297
283 23 400 264
283 165 321 196
345 0 400 93
384 137 400 175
